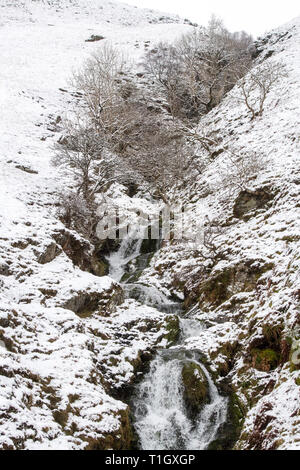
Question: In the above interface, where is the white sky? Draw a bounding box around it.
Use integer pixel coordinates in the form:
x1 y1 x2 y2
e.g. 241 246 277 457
123 0 300 37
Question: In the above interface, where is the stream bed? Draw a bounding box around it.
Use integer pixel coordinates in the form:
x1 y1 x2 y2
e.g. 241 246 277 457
107 233 228 450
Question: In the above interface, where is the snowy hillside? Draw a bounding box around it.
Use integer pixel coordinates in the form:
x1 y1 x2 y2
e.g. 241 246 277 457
0 0 299 451
138 17 300 449
0 0 192 450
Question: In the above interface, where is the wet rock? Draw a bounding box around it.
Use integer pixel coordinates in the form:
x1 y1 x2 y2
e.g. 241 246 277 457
121 253 153 283
140 237 159 255
233 188 274 219
62 284 124 318
208 390 245 450
181 362 210 415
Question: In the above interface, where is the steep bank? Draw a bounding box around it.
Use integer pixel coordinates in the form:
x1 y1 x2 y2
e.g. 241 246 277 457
0 0 192 450
136 17 300 450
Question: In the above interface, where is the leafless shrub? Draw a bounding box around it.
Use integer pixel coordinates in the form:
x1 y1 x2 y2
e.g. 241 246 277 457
118 112 193 203
71 43 128 131
217 147 267 196
143 16 253 121
175 122 219 157
235 61 288 119
182 216 224 258
52 118 125 202
56 191 98 239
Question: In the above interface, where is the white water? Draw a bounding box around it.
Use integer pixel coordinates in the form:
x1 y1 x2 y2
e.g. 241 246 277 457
107 232 143 282
179 318 206 341
107 234 228 450
124 283 180 313
133 344 228 450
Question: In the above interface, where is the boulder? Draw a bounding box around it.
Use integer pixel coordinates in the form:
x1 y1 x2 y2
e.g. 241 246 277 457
233 188 274 219
38 242 61 264
181 362 210 415
195 260 274 311
62 284 124 318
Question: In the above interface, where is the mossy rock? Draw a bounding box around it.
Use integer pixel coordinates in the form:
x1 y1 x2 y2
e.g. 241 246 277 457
181 362 210 416
290 342 300 371
227 392 245 439
91 256 109 276
196 260 274 311
164 315 180 345
251 348 279 372
208 392 245 450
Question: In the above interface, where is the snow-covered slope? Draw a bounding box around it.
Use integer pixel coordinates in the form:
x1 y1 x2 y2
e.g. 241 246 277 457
0 0 191 450
138 17 300 450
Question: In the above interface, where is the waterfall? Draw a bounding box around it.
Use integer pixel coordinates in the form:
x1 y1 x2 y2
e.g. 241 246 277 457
132 342 228 450
179 318 206 341
106 229 177 311
124 283 180 313
106 232 143 282
106 233 228 450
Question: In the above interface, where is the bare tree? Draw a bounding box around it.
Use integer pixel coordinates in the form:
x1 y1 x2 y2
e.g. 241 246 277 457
143 17 253 121
235 61 287 119
71 43 128 131
217 146 267 196
52 118 118 201
143 42 185 118
178 18 252 114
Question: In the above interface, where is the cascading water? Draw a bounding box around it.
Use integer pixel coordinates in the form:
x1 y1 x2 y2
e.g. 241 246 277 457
107 232 228 450
107 233 143 282
107 230 178 312
132 350 228 450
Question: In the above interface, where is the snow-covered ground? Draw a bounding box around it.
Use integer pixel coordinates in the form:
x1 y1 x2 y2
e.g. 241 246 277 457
0 0 191 450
